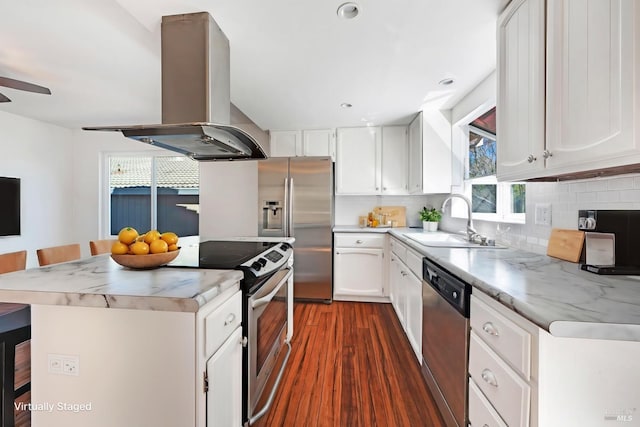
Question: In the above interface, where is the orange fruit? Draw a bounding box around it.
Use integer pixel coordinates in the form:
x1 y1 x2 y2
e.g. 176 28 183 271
111 241 129 255
160 232 179 245
130 241 150 255
118 227 138 245
149 239 169 254
144 230 161 245
168 244 179 252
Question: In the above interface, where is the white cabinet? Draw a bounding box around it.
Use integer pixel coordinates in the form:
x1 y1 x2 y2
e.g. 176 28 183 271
302 129 335 158
497 0 640 181
388 236 422 361
408 113 423 193
334 233 386 301
381 126 409 194
206 327 243 427
496 0 546 181
270 129 335 159
335 126 409 195
270 130 301 157
336 127 382 195
469 291 538 427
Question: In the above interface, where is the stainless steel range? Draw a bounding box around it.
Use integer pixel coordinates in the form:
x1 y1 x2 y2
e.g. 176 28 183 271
168 238 293 425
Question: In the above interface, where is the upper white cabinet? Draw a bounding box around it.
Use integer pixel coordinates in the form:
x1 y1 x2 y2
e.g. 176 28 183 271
406 110 452 194
269 129 335 159
381 126 409 195
496 0 546 181
336 126 409 195
302 129 335 158
270 130 301 157
336 127 382 194
497 0 640 181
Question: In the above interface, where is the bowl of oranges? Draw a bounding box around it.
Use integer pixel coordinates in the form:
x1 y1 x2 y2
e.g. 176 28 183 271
110 227 180 269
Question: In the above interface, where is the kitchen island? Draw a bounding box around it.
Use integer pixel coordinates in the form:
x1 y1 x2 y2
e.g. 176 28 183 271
0 254 244 427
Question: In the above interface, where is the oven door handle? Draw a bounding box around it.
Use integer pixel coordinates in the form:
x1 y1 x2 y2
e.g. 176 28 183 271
251 268 292 309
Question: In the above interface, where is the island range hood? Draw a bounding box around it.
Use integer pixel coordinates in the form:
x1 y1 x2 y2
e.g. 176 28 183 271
83 12 267 161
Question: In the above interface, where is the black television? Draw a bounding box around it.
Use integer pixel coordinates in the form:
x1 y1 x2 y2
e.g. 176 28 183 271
0 177 20 236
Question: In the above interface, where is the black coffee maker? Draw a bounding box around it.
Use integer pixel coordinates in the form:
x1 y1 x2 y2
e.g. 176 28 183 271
578 210 640 274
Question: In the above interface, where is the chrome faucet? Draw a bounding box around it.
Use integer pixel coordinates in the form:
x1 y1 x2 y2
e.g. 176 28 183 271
441 194 484 243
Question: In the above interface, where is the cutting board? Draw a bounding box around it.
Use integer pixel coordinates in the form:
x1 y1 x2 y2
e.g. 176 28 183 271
373 206 406 227
546 229 585 262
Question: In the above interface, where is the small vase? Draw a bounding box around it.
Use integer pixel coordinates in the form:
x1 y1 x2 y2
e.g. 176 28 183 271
422 221 439 232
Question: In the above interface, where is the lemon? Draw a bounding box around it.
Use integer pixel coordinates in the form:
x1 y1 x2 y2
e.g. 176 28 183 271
130 241 150 255
150 239 169 254
111 241 129 255
160 232 179 246
168 243 179 252
144 230 161 245
118 227 138 245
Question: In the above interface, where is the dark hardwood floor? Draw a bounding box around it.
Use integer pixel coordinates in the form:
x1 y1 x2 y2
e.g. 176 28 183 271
253 301 445 427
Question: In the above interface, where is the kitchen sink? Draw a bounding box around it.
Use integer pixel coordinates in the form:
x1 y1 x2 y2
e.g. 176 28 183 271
403 232 506 249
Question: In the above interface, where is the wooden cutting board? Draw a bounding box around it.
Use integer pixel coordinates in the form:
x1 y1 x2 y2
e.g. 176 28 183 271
547 229 585 262
373 206 406 227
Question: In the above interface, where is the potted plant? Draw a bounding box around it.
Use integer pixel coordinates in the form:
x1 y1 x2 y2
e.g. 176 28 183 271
419 207 442 231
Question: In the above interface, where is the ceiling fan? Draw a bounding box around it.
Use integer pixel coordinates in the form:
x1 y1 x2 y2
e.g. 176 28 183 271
0 76 51 103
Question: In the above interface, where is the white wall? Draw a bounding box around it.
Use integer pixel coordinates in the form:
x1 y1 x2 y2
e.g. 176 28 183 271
0 111 75 268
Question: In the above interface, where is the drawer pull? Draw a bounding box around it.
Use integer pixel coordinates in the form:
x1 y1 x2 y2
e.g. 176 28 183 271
355 240 363 244
482 322 499 337
481 369 498 387
224 313 236 326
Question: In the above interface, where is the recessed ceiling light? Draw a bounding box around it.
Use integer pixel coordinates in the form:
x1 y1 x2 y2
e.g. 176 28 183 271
340 102 353 108
337 3 360 19
438 78 455 86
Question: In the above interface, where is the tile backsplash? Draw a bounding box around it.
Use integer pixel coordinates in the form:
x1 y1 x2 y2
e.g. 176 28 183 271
335 194 446 227
440 173 640 254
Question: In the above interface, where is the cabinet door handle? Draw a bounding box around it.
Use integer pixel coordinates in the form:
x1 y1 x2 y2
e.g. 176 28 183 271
376 187 380 191
224 313 236 326
355 240 363 244
543 149 553 159
482 322 499 337
527 154 536 163
481 369 498 387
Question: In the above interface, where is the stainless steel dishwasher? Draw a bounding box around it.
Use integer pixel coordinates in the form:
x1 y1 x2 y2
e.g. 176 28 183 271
421 258 471 427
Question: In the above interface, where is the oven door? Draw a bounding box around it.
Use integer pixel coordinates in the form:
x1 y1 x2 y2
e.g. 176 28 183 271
247 267 292 424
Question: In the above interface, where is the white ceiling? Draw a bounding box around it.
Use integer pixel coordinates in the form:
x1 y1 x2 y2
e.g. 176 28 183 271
0 0 508 131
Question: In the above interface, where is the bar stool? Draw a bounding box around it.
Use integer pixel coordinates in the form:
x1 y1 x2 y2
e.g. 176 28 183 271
89 239 115 256
0 251 30 427
36 243 81 266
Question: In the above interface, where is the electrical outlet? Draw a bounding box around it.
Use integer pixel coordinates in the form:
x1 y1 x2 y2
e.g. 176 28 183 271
48 354 79 376
535 203 552 226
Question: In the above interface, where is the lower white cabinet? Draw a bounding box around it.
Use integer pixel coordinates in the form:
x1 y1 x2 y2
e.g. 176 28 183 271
388 237 422 361
334 233 386 301
207 327 243 427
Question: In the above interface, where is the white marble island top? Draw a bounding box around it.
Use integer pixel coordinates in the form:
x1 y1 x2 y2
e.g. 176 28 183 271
0 255 243 313
334 226 640 341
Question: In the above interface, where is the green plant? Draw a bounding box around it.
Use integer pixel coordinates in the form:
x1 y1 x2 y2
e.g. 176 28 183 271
419 207 442 222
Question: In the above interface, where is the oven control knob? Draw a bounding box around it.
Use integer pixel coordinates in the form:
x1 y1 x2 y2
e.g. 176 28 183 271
251 261 262 271
258 258 267 267
280 243 291 251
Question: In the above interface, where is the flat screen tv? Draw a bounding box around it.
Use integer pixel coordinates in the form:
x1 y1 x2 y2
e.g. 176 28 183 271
0 177 20 236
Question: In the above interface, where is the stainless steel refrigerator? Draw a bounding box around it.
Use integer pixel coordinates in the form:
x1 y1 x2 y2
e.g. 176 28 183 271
258 157 333 302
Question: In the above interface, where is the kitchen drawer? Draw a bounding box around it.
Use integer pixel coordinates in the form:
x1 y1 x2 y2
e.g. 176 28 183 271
471 295 531 379
469 331 530 427
390 238 407 261
205 291 242 358
468 378 508 427
405 248 422 279
335 233 385 249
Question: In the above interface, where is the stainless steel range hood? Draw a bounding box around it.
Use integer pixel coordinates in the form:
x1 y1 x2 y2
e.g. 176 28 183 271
83 12 267 161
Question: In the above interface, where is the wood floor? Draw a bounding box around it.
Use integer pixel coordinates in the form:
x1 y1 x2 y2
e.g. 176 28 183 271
253 301 445 427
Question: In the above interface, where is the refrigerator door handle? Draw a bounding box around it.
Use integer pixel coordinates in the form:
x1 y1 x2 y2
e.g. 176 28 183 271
283 177 289 236
288 178 295 237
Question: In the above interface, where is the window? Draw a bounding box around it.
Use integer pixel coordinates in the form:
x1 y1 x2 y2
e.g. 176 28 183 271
106 155 199 237
453 106 525 223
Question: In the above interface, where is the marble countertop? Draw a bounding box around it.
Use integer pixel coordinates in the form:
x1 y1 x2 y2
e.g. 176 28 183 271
0 236 294 313
334 226 640 341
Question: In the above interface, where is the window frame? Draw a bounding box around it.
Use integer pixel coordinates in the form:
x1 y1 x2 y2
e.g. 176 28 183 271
101 152 200 238
451 104 526 224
